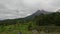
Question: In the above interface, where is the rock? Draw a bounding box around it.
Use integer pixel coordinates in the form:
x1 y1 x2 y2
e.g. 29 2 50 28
32 29 38 34
18 31 22 34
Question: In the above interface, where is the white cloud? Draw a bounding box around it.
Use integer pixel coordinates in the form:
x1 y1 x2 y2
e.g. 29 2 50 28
23 0 60 11
0 0 60 19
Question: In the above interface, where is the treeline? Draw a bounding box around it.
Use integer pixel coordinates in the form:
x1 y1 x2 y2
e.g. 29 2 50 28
0 18 24 25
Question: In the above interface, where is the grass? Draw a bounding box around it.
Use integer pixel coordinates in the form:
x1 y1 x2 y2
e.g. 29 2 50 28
0 23 33 34
0 23 60 34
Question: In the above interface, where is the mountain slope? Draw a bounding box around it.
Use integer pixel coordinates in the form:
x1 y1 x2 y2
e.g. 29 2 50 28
24 10 52 21
0 10 60 26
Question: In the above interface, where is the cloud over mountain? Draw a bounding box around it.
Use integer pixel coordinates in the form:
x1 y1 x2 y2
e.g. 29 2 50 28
0 0 60 19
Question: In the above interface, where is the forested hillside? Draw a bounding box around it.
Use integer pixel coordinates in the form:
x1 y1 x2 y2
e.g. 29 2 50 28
0 11 60 26
31 12 60 26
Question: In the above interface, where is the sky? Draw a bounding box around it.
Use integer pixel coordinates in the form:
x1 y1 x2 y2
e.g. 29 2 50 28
0 0 60 19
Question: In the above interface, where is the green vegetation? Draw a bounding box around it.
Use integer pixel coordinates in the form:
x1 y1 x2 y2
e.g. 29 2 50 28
0 23 30 34
0 12 60 34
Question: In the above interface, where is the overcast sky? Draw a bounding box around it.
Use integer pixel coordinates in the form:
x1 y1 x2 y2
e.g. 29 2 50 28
0 0 60 19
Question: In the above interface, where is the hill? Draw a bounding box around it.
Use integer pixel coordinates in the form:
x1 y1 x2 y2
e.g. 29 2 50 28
0 10 60 26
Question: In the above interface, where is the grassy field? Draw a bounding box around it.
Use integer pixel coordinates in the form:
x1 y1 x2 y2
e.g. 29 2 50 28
0 23 60 34
0 23 33 34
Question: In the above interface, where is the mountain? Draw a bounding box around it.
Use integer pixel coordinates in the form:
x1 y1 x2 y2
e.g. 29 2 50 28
24 11 60 26
0 10 52 25
32 10 49 15
24 10 52 20
0 9 60 26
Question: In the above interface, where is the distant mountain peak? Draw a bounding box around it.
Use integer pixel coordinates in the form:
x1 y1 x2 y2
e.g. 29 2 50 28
33 10 48 16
